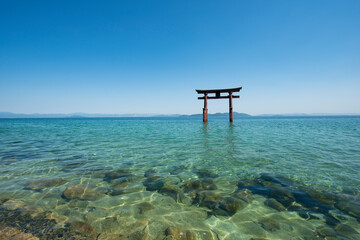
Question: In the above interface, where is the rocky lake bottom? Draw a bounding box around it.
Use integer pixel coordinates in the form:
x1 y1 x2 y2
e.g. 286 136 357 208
0 117 359 239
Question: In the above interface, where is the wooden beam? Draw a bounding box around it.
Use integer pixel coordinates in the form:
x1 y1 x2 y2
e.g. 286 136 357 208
196 87 242 94
198 95 239 100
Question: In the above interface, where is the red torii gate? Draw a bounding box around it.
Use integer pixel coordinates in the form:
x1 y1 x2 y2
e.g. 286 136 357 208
196 87 242 122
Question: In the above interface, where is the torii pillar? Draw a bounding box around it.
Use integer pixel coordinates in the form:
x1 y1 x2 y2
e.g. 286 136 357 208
196 87 242 122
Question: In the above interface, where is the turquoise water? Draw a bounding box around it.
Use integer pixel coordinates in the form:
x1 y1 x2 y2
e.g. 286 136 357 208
0 117 359 239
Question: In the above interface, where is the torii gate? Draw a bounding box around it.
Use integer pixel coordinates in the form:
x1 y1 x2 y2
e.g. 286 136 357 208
196 87 242 122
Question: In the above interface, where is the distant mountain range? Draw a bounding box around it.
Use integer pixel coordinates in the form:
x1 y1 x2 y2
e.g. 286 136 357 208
0 112 251 118
0 112 358 119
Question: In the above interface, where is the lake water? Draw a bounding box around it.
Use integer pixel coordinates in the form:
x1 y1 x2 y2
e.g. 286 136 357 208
0 117 359 239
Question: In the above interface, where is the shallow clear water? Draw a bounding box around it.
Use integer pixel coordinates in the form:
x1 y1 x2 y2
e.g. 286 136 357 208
0 117 359 239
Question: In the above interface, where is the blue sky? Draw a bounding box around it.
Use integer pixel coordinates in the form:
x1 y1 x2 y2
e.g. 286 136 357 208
1 0 359 115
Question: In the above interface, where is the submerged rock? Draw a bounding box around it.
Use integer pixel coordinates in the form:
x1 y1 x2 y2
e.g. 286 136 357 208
237 174 349 227
143 179 165 191
264 198 286 211
144 169 157 178
63 184 107 200
196 231 215 240
159 186 182 201
165 226 198 240
315 226 337 238
110 174 136 185
291 187 332 213
185 180 203 191
0 200 95 239
193 169 219 179
24 178 66 191
303 188 337 207
236 221 266 238
100 217 119 232
296 210 320 220
258 217 280 232
0 223 39 240
335 200 360 221
170 165 188 175
197 191 222 204
110 184 143 196
268 186 295 208
245 184 271 196
232 189 254 203
200 179 217 191
62 162 86 171
219 197 244 214
260 173 288 187
184 179 217 192
1 199 26 210
98 233 128 240
335 224 360 237
70 221 98 239
142 175 186 203
136 202 155 214
323 213 341 226
104 169 133 182
193 190 246 216
127 228 150 240
115 219 150 240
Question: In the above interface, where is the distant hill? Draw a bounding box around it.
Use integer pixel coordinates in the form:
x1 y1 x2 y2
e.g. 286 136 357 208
179 112 252 118
0 112 251 118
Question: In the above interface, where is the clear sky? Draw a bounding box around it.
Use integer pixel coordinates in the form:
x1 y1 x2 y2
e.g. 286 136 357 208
0 0 359 115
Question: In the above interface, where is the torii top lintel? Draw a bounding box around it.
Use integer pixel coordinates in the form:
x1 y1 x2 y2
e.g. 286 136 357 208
195 87 242 94
196 87 242 99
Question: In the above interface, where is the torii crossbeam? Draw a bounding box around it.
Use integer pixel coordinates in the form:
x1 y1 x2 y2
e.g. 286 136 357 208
196 87 242 122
